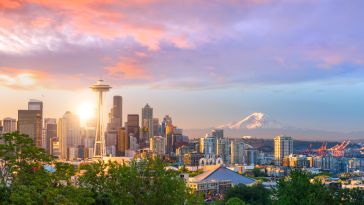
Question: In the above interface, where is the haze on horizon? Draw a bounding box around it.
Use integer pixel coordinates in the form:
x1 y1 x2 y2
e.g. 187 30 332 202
1 0 364 134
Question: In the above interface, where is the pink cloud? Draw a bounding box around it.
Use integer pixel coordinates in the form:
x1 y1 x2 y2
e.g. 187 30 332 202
105 59 150 80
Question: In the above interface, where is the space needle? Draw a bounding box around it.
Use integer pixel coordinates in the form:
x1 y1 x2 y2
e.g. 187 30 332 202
90 80 111 159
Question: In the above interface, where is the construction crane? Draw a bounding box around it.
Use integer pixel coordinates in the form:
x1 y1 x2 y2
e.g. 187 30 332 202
329 140 350 157
316 142 328 156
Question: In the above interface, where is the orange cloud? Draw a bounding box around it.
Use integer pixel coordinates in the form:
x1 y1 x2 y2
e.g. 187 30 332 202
0 0 22 9
105 59 149 80
0 67 49 90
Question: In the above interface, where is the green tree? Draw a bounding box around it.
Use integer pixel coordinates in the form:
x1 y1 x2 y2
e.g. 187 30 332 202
225 183 271 205
0 132 94 205
273 170 335 205
79 158 203 205
332 188 364 205
226 197 249 205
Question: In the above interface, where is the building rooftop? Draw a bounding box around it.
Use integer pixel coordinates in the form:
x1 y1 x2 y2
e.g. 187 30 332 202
191 166 256 186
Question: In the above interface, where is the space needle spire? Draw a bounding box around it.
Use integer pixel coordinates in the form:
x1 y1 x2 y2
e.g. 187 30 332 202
90 80 111 159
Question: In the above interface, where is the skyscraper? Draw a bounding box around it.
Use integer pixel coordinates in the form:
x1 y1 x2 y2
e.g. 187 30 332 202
28 99 43 111
3 117 17 133
217 138 230 163
274 135 293 165
203 134 217 156
142 104 153 139
105 96 122 156
126 114 140 144
117 127 128 156
18 99 43 147
161 115 172 138
152 118 160 136
165 123 174 154
44 118 57 154
230 139 247 165
58 111 81 160
107 96 123 131
150 136 165 156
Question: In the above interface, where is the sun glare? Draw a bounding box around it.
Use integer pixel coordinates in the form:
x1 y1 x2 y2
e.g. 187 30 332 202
77 102 95 122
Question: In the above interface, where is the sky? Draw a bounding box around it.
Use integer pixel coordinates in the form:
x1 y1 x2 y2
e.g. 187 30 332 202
0 0 364 132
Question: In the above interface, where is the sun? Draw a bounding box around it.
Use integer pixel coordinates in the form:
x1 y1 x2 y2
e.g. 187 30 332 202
77 102 95 122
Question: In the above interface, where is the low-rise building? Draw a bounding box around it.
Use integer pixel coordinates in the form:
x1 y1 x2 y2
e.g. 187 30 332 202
188 166 256 194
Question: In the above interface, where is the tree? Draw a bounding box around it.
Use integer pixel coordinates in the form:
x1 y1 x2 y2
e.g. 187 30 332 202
0 132 95 205
273 170 335 205
332 188 364 205
79 158 203 205
226 197 249 205
0 132 52 187
225 183 271 205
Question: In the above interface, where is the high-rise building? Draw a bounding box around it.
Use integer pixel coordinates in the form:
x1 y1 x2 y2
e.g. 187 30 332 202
203 135 217 156
28 99 43 111
58 111 81 160
150 136 165 156
44 118 57 154
129 134 138 151
217 138 230 163
152 118 159 136
142 104 153 139
212 129 224 139
0 120 3 134
105 131 117 156
107 96 123 131
3 117 17 133
50 137 60 158
18 107 42 147
171 128 185 153
274 135 293 165
230 139 247 165
105 96 123 156
245 148 258 165
82 127 96 148
117 127 128 156
165 124 174 154
161 115 172 138
126 114 140 144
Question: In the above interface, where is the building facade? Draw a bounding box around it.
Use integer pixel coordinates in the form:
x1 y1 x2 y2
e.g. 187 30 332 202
3 117 17 133
58 111 81 160
274 135 293 165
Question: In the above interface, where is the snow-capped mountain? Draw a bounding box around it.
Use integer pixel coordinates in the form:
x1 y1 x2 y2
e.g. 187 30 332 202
217 112 283 129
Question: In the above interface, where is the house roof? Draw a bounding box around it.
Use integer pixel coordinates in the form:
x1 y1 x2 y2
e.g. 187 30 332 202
191 166 256 185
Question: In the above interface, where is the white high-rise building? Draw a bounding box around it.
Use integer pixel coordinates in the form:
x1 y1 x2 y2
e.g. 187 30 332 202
58 111 81 160
3 117 17 133
274 135 293 165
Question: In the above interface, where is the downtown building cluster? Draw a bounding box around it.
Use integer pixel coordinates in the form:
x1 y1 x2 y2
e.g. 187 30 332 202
0 97 190 161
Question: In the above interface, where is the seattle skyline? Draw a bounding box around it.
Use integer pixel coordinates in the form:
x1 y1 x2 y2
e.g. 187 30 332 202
1 0 364 132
